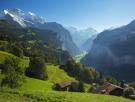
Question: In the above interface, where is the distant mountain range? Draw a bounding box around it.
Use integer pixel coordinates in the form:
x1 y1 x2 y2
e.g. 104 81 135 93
81 19 135 82
68 27 98 51
0 8 80 56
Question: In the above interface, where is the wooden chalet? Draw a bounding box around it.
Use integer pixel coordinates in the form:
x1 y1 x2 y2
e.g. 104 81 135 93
96 83 124 96
55 81 72 91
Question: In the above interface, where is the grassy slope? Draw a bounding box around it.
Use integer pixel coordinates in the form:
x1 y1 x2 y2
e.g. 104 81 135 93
18 64 75 92
43 92 135 102
0 92 36 102
19 77 53 92
0 51 29 68
1 90 134 102
0 51 134 102
47 64 75 83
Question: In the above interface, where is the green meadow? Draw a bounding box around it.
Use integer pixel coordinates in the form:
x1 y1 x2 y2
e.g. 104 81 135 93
0 51 134 102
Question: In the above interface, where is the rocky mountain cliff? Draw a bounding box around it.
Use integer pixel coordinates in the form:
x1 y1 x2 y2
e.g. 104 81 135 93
81 20 135 82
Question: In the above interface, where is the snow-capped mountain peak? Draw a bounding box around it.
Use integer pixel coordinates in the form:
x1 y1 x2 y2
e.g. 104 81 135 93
28 12 36 16
2 9 26 27
0 8 45 28
3 10 8 14
3 8 25 16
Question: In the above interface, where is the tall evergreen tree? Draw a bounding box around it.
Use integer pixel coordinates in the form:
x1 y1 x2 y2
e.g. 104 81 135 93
26 57 48 80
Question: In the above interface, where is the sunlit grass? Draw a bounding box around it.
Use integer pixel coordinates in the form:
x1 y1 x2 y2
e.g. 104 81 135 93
47 64 75 83
0 51 134 102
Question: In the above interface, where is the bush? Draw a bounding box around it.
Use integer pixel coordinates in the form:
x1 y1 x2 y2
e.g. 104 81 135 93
26 57 48 80
1 57 25 88
78 81 85 92
88 83 98 93
70 82 79 92
123 87 135 98
105 76 117 85
70 81 85 92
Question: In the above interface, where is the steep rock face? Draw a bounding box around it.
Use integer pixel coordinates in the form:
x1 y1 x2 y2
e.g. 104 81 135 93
81 20 135 82
42 22 81 56
0 8 80 56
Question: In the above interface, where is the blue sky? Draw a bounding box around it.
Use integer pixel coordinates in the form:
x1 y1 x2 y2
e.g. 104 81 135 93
0 0 135 32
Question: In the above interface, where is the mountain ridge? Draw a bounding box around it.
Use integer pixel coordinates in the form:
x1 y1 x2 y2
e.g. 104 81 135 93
81 19 135 82
0 8 80 56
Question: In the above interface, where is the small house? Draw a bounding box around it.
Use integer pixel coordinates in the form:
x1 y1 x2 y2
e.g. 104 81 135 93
96 83 124 96
55 81 72 91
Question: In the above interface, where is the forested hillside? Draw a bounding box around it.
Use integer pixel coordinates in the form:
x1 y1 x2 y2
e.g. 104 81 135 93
0 20 71 64
0 9 80 56
81 20 135 82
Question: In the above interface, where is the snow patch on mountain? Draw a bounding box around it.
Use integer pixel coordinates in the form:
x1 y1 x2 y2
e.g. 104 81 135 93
28 12 36 16
0 8 45 27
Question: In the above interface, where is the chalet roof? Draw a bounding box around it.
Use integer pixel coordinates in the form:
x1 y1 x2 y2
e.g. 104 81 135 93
97 83 124 94
56 82 72 88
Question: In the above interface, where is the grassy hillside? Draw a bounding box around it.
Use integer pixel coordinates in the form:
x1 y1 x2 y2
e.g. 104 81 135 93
42 92 135 102
0 89 134 102
0 51 134 102
0 92 35 102
19 77 53 92
18 64 75 92
47 64 75 83
0 51 29 68
0 51 75 91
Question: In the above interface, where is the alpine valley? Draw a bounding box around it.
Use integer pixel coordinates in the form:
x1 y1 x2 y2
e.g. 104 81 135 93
0 7 135 102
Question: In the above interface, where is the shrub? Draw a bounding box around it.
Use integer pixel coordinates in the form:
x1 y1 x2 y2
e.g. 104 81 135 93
88 83 97 93
70 82 79 92
70 81 85 92
105 76 117 85
123 87 135 98
78 81 85 92
1 57 25 88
